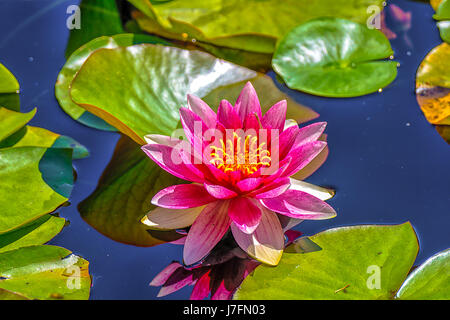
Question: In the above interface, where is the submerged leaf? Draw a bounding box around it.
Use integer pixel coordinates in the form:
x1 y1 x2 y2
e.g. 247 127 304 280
79 135 182 247
272 18 397 97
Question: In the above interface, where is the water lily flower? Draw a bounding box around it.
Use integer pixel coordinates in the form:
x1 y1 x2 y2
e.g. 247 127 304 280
141 82 336 266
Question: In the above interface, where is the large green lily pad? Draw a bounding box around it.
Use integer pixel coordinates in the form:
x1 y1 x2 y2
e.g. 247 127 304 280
70 44 317 144
0 214 65 254
57 34 169 131
0 245 91 300
272 18 397 97
396 248 449 300
129 0 384 54
78 135 181 247
65 0 124 58
0 62 19 94
235 223 418 300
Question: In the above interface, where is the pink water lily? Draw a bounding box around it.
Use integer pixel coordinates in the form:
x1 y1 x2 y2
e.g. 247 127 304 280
141 82 336 266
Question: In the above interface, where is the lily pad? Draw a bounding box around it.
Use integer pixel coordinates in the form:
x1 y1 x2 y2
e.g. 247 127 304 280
0 62 19 94
0 147 70 234
70 44 317 144
272 17 398 97
65 0 124 58
0 214 65 254
438 21 450 43
235 223 418 299
129 0 384 54
57 33 169 131
434 0 450 20
79 135 181 247
396 248 449 300
0 107 36 142
416 42 450 143
0 245 91 300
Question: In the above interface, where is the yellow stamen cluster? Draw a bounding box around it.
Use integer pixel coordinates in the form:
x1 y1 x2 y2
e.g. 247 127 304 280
210 132 271 176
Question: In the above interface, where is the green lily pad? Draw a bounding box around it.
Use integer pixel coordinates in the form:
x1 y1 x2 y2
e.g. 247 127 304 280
0 63 19 94
438 21 450 43
235 223 418 300
272 17 397 97
0 245 91 300
0 93 20 111
396 249 449 300
78 135 181 247
57 34 169 131
434 0 450 20
0 108 36 142
0 215 65 254
0 125 89 159
65 0 124 58
70 44 317 144
129 0 384 54
0 147 70 234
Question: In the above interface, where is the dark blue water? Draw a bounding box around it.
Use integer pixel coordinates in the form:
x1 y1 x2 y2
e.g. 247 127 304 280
0 0 448 299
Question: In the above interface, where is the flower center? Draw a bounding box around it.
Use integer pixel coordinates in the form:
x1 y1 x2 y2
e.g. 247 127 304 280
209 132 271 176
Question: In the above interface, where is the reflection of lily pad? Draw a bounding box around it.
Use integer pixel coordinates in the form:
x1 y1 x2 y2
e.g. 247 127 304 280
129 0 384 54
397 249 449 300
272 18 397 97
79 135 182 247
235 223 418 299
0 62 19 94
70 44 318 144
416 42 450 143
57 34 169 131
0 245 91 300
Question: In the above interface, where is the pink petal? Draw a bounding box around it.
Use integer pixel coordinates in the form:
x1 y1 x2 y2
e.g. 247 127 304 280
236 178 262 192
277 214 303 232
204 183 238 199
183 201 231 265
190 270 211 300
292 122 327 148
235 82 262 124
276 125 300 159
253 178 291 199
231 208 284 266
152 184 216 209
229 197 262 234
150 262 183 286
261 189 336 220
179 107 207 157
292 134 329 180
261 100 287 132
142 206 204 230
142 144 204 183
217 99 242 129
282 141 327 177
187 94 217 129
